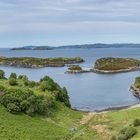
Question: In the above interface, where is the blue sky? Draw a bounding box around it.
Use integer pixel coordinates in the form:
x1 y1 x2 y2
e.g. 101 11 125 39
0 0 140 48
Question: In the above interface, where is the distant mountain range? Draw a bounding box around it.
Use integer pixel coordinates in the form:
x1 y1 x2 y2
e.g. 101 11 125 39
11 43 140 50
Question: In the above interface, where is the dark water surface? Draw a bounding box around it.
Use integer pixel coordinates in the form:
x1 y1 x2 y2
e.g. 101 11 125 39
0 48 140 111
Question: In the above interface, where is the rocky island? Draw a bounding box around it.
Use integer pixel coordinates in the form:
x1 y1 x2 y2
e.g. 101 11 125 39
93 57 140 73
0 56 84 68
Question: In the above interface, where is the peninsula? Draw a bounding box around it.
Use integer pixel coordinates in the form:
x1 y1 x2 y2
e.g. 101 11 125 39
93 57 140 73
0 56 84 68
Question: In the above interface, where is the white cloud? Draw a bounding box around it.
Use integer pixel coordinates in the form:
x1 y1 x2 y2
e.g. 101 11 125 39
0 0 140 46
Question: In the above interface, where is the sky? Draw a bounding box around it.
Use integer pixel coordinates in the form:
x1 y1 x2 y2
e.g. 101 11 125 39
0 0 140 48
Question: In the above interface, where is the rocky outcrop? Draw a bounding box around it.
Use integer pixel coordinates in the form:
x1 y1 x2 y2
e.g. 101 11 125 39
130 85 140 98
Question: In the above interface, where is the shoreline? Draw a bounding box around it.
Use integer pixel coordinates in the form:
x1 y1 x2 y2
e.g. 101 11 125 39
72 103 140 114
92 66 140 74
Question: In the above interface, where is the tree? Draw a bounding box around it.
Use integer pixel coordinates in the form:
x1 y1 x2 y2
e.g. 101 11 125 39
9 73 17 79
9 78 18 86
40 81 48 91
0 70 5 79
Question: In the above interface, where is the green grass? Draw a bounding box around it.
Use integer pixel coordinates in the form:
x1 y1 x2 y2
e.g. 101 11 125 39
0 102 84 140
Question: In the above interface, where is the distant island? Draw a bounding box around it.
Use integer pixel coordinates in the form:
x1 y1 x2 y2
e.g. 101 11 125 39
11 43 140 50
11 45 54 50
0 57 84 68
93 57 140 73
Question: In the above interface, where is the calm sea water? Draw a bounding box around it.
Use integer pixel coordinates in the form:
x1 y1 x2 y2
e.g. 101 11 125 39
0 48 140 111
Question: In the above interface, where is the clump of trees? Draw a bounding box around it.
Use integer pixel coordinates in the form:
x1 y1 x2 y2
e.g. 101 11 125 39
40 76 71 107
0 87 54 116
68 65 82 71
0 70 71 116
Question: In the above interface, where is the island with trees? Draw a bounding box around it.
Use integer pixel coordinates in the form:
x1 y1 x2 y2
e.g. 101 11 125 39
0 56 84 68
65 65 91 74
93 57 140 73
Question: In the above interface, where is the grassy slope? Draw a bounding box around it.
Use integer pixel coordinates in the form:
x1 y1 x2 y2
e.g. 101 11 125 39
77 107 140 140
2 103 140 140
1 78 140 139
0 102 85 140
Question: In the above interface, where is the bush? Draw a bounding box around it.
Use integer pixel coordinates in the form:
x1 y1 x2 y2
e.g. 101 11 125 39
7 103 21 114
40 81 48 91
0 88 52 116
40 76 59 91
9 73 17 79
57 87 71 107
0 70 5 79
118 126 137 140
25 80 36 88
18 75 28 80
133 119 140 127
110 136 117 140
9 78 18 86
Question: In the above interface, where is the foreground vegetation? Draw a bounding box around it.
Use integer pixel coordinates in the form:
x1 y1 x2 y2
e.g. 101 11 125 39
0 70 70 116
94 57 140 72
1 70 140 139
0 56 84 68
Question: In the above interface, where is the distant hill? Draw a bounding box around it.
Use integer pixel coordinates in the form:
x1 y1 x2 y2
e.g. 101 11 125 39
11 43 140 50
58 43 140 49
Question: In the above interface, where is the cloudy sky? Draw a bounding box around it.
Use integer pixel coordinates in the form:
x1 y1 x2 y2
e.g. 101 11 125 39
0 0 140 47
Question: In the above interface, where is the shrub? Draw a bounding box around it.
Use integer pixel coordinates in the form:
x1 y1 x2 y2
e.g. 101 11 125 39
0 88 52 116
40 76 59 91
7 103 21 113
0 70 5 79
57 87 71 107
110 136 117 140
133 119 140 127
9 73 17 79
18 75 28 81
27 81 36 88
9 78 18 86
118 126 137 140
40 81 48 91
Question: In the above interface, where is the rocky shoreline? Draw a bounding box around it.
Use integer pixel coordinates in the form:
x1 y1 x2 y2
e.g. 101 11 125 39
73 103 140 113
130 85 140 98
92 66 140 74
65 69 91 74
